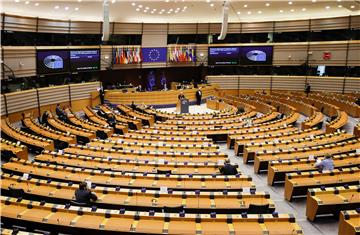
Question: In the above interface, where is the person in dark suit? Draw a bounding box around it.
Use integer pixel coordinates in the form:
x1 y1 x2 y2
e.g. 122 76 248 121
99 87 105 105
219 159 238 175
304 83 311 97
178 92 185 100
75 182 97 204
195 87 202 105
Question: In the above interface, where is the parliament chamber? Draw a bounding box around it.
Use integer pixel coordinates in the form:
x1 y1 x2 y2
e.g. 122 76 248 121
1 1 360 235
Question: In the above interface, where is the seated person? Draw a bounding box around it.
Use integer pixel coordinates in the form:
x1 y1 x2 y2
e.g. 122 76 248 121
41 112 48 124
131 101 136 110
219 159 238 175
314 155 334 171
75 182 97 204
178 92 185 100
107 114 116 127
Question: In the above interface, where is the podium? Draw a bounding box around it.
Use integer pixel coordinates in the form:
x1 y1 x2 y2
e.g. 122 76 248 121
176 98 189 113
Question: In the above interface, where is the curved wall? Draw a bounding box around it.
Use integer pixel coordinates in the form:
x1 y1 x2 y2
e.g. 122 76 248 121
1 13 359 79
207 75 360 95
0 82 101 122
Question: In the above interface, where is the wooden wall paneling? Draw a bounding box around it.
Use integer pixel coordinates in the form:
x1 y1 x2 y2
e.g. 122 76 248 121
37 85 70 114
207 75 239 90
272 76 306 91
209 23 221 34
239 75 271 90
1 94 7 117
142 23 168 47
241 22 273 33
347 41 360 66
37 18 70 34
2 46 36 78
311 16 350 31
4 89 38 115
69 21 102 34
3 14 37 32
69 82 101 101
273 43 308 65
197 23 210 34
308 41 347 66
274 19 309 32
350 15 360 29
168 23 197 34
306 76 345 93
227 23 241 34
113 23 143 34
343 77 360 94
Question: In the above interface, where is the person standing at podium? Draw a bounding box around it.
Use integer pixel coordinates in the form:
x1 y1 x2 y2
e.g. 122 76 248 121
178 92 185 100
195 87 202 105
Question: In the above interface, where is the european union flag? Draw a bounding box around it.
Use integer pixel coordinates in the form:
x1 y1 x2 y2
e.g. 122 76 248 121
142 47 167 63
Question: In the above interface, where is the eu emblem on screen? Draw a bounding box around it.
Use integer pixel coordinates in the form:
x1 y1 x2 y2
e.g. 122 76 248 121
142 48 167 63
44 55 64 69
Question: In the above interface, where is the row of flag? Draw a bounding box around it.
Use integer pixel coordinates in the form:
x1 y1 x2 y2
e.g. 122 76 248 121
113 46 196 64
113 47 142 64
168 46 196 63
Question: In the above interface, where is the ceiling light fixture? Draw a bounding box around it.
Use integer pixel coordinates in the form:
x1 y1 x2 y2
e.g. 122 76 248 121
25 1 29 4
75 7 79 11
258 10 262 14
266 3 270 7
302 8 306 11
247 11 251 14
210 3 214 7
325 6 330 9
65 6 69 10
54 5 59 9
338 5 342 8
288 1 293 5
279 10 283 13
290 9 294 12
34 2 39 6
350 5 355 8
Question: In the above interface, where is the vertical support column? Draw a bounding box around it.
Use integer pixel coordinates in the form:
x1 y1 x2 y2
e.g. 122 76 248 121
36 88 41 117
3 94 9 117
68 85 72 107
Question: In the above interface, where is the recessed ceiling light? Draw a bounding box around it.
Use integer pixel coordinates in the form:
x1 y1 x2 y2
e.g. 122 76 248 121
25 1 29 4
350 5 355 8
338 5 342 8
111 0 116 3
247 11 251 14
243 4 247 8
159 12 163 14
65 6 69 10
78 0 82 2
288 1 293 5
143 10 147 12
210 3 214 7
265 3 270 7
136 8 140 11
302 8 306 11
337 0 341 2
237 11 241 15
54 5 59 9
145 7 149 10
257 10 262 14
151 11 154 14
290 9 294 12
325 6 330 9
167 11 171 14
75 7 79 11
279 9 284 13
153 9 157 11
34 2 39 6
169 8 173 11
131 2 136 6
183 6 187 9
206 0 210 2
165 0 169 2
161 9 165 11
312 0 316 2
138 5 143 8
14 0 20 3
176 8 180 10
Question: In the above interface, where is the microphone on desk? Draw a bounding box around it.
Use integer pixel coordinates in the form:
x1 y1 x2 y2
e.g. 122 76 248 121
349 193 355 203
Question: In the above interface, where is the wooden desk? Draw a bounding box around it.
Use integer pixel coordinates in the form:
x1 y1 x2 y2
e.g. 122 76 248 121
1 196 303 235
110 134 213 145
0 138 28 160
87 139 220 153
3 159 255 191
284 167 360 201
64 145 227 163
105 84 217 105
1 173 271 212
306 185 360 221
253 138 360 173
243 132 352 163
268 152 360 185
234 128 323 156
338 210 360 235
35 150 231 175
